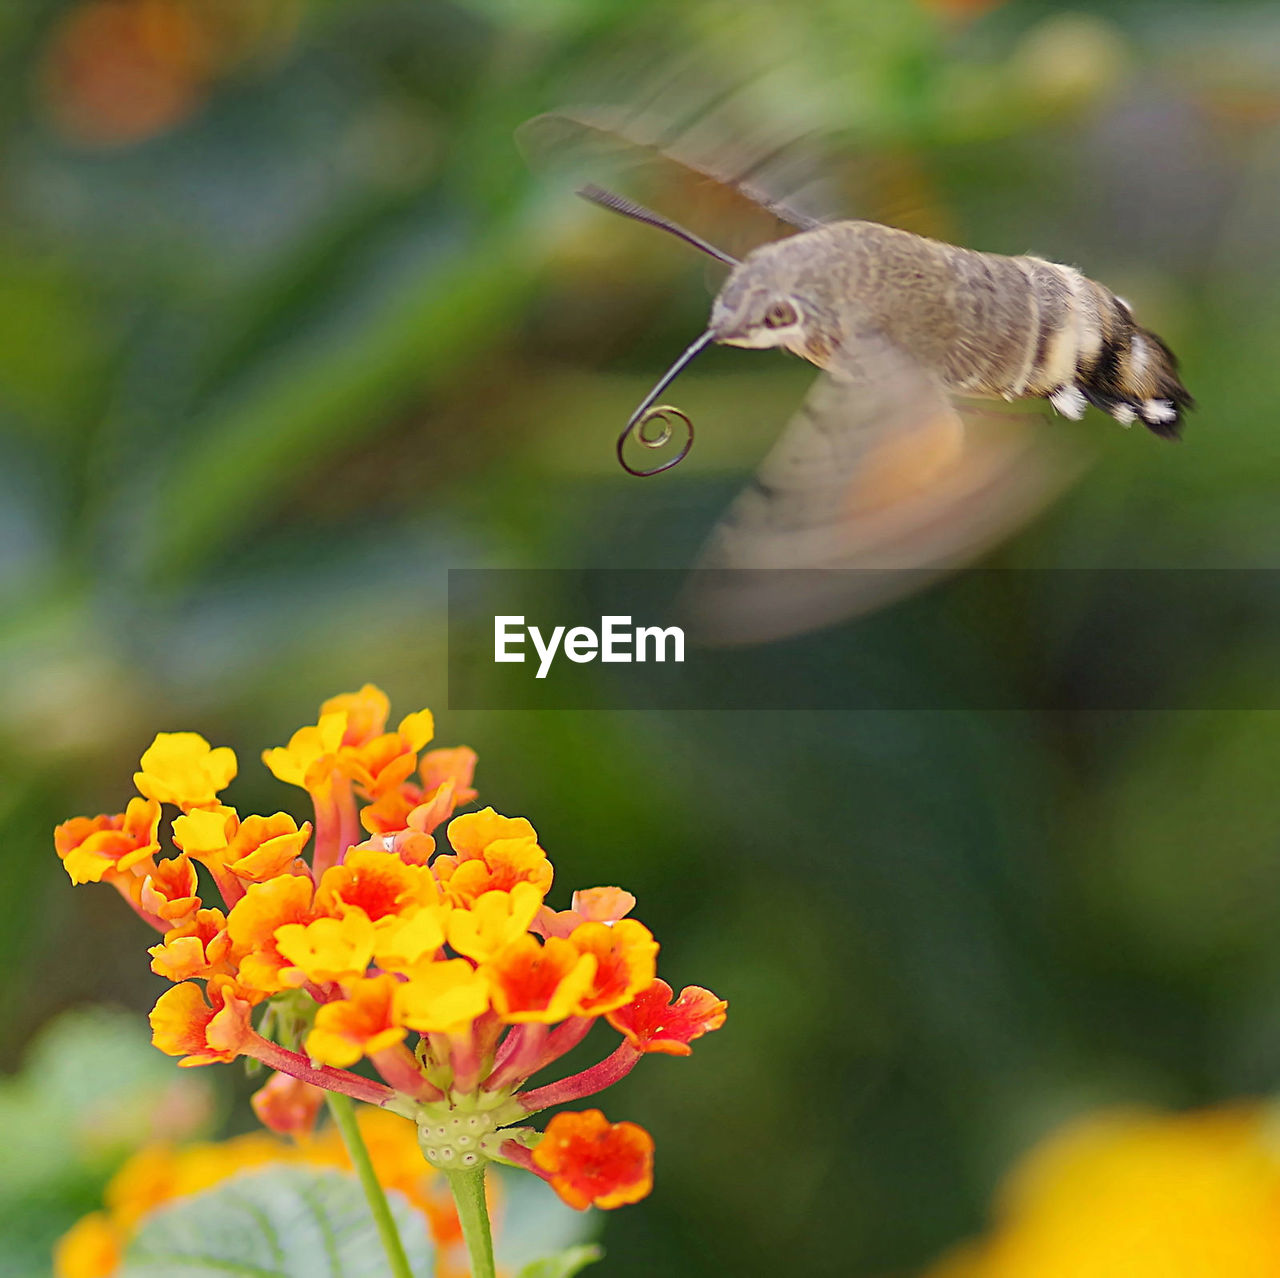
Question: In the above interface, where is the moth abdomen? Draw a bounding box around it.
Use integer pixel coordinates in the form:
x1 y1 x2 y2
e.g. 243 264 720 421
1075 292 1193 439
1017 263 1190 438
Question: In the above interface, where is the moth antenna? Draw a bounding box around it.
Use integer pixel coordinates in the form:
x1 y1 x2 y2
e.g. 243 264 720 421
577 184 740 267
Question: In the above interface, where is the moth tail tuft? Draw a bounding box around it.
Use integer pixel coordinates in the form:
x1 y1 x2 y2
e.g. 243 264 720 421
1079 323 1193 440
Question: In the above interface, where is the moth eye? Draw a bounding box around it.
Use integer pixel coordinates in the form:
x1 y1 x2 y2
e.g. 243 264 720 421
763 301 798 329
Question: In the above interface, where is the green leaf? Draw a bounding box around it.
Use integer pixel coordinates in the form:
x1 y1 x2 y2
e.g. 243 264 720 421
120 1166 434 1278
516 1244 604 1278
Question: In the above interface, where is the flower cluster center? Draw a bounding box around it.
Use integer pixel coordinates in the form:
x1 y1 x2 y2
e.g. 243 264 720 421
415 1095 524 1170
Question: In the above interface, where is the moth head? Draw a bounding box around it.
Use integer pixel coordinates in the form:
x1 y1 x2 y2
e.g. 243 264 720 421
710 252 838 364
710 277 808 351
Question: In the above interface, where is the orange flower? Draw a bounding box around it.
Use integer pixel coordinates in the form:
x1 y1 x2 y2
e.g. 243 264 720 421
223 812 312 881
361 786 422 836
607 979 728 1056
322 684 391 747
483 935 596 1024
54 797 161 885
420 747 478 807
261 711 346 792
139 853 200 921
305 974 406 1068
531 1109 654 1210
40 0 217 149
345 709 435 800
446 808 536 857
250 1071 326 1138
150 976 256 1066
148 907 233 981
225 874 315 994
316 846 438 922
436 813 553 906
536 885 636 939
363 749 479 838
568 920 659 1016
134 732 237 810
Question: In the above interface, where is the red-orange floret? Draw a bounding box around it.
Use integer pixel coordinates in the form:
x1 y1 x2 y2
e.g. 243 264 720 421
483 935 595 1024
226 874 316 994
420 747 478 807
54 797 161 885
606 979 728 1056
223 813 313 882
250 1071 326 1137
436 838 553 906
568 920 659 1016
139 853 201 922
148 908 233 982
315 847 437 921
149 976 257 1067
322 684 391 748
531 1109 654 1210
305 974 407 1068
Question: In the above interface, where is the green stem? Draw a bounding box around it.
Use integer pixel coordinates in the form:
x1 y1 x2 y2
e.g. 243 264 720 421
447 1164 496 1278
326 1093 415 1278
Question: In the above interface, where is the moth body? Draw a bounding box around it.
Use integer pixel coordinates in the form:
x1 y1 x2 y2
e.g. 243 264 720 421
710 221 1191 437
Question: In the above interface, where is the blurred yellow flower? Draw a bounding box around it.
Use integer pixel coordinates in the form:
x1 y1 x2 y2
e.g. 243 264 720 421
924 1106 1280 1278
55 1107 468 1278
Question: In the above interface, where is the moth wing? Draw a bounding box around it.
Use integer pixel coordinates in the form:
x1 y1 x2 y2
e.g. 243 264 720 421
682 332 1088 645
518 103 834 258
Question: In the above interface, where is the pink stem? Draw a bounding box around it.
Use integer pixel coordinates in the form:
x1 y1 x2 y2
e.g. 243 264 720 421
499 1139 541 1175
371 1043 443 1102
484 1023 548 1093
247 1036 396 1107
449 1030 485 1095
472 1011 503 1062
310 778 344 877
517 1042 642 1113
113 877 170 933
487 1025 523 1076
528 1016 595 1075
209 864 245 910
336 782 360 863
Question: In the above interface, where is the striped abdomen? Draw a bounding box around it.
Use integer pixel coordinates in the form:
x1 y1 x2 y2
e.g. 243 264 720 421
832 223 1193 439
941 244 1193 439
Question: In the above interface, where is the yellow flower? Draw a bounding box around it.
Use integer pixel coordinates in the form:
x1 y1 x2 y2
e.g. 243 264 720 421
134 733 237 810
261 711 347 790
447 883 543 963
395 958 492 1034
274 912 377 985
923 1105 1280 1278
56 1109 469 1278
53 1212 119 1278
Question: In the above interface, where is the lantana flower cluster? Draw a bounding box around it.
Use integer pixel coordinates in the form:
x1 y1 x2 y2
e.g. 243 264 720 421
54 686 726 1211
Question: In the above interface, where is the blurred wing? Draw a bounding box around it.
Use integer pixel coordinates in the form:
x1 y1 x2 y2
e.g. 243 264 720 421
518 103 835 258
683 334 1088 645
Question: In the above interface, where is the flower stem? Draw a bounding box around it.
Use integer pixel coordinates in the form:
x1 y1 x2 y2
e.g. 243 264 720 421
447 1164 497 1278
326 1093 415 1278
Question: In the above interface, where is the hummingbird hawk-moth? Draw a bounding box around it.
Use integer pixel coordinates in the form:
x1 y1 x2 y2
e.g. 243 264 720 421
523 107 1194 642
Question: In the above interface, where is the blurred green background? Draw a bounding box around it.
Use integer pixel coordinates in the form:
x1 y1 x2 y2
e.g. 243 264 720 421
5 0 1280 1273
